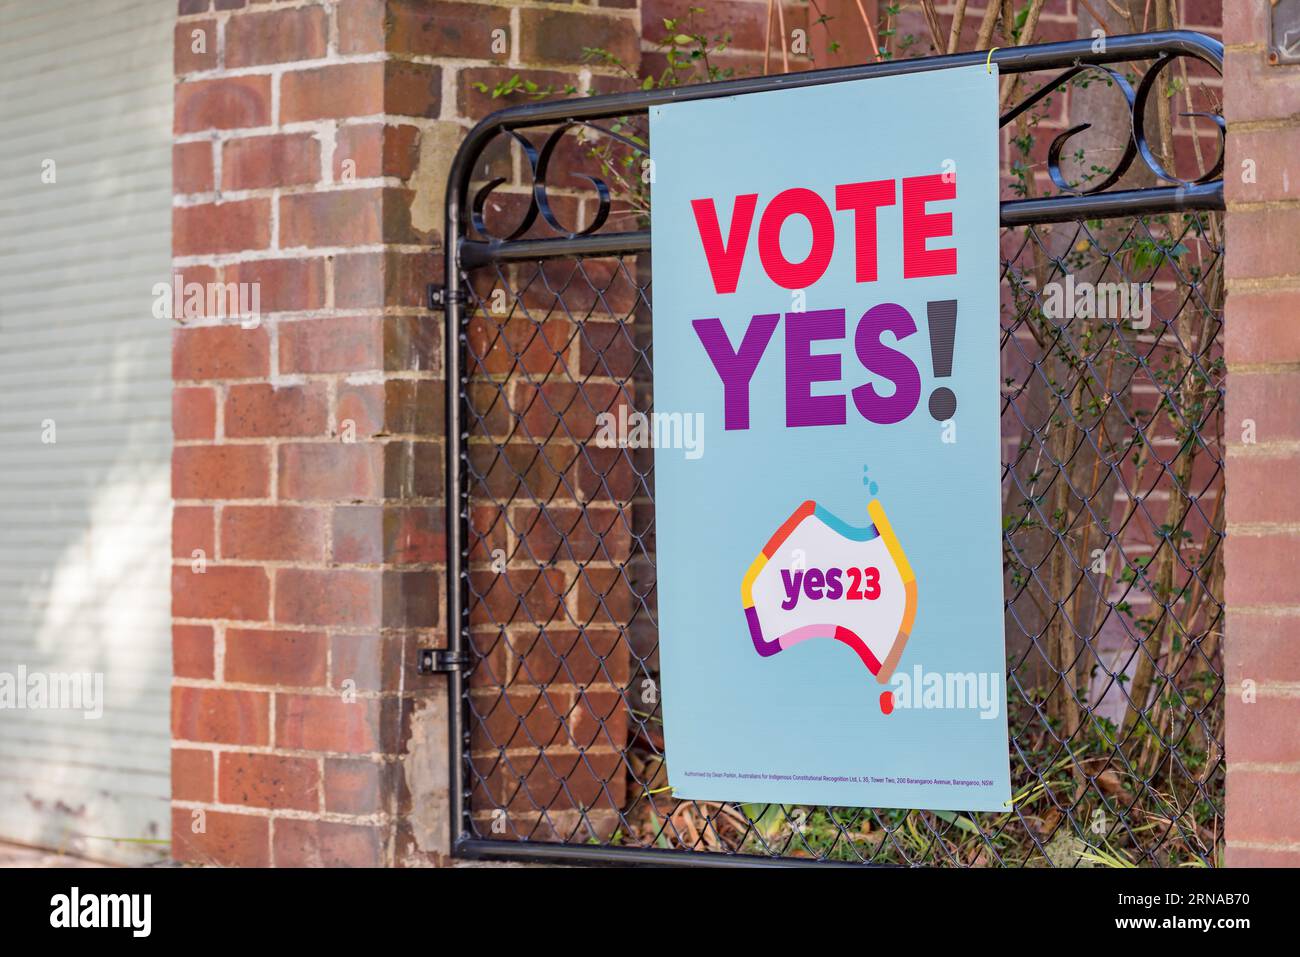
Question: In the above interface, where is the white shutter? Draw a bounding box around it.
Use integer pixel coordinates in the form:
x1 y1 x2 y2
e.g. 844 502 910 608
0 0 173 863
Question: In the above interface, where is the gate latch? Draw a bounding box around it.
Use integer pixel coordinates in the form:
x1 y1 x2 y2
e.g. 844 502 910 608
427 283 468 311
417 648 471 675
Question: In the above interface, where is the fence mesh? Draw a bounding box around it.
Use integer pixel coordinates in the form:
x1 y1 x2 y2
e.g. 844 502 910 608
454 103 1225 866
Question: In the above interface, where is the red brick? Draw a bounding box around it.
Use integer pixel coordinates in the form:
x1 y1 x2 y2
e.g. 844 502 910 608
280 316 382 374
278 442 384 500
331 505 384 564
1225 846 1300 866
222 133 320 190
225 627 329 686
175 75 271 133
173 386 216 440
225 5 328 67
1226 770 1300 844
1225 611 1300 685
279 188 383 248
175 19 217 74
172 686 270 745
383 61 441 119
477 689 567 746
173 444 271 499
1225 128 1299 205
1226 453 1300 525
272 818 383 866
172 505 214 559
1224 49 1300 127
1226 207 1300 280
1223 0 1270 45
1225 289 1300 365
276 568 382 627
324 758 389 814
382 379 443 435
385 441 443 498
275 693 387 753
571 688 628 749
172 748 214 802
220 504 326 562
223 257 327 314
380 569 440 628
1225 370 1300 446
171 807 270 867
173 624 215 680
334 123 421 180
468 314 572 377
173 325 269 380
1226 694 1300 763
225 382 329 438
162 264 219 320
388 507 447 564
336 0 385 52
334 250 429 310
330 633 400 693
337 382 385 438
332 505 446 564
219 752 320 810
349 0 510 57
173 564 271 620
1226 535 1300 607
517 8 639 67
468 567 568 627
281 62 384 122
174 198 271 255
173 141 214 193
643 0 767 51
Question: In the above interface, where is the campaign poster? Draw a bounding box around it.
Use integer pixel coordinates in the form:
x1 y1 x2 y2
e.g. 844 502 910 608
648 64 1012 811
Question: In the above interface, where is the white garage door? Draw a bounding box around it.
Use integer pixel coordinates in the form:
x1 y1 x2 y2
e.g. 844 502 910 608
0 0 173 863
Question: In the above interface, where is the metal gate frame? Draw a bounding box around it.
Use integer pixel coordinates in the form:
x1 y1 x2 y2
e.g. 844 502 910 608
434 30 1226 867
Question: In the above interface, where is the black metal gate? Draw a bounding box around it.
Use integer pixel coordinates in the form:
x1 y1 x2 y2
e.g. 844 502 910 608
433 31 1226 866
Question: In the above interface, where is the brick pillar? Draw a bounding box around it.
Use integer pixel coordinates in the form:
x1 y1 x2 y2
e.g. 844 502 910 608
170 0 643 867
1223 0 1300 867
171 0 446 867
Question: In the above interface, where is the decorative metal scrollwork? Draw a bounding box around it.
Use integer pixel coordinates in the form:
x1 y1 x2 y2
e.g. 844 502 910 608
464 40 1225 243
1002 50 1225 196
469 121 644 242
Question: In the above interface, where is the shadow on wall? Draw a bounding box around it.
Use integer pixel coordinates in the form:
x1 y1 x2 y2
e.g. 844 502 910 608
0 0 175 865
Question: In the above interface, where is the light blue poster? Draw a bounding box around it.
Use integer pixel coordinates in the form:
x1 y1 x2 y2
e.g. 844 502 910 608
648 64 1012 811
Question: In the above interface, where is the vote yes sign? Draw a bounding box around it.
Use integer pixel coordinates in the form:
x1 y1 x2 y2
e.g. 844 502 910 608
650 65 1012 812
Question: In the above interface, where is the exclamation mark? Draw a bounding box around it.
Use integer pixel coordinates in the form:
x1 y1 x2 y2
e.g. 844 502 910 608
926 299 958 421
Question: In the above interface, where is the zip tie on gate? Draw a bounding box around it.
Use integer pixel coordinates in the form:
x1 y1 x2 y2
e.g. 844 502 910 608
986 47 999 73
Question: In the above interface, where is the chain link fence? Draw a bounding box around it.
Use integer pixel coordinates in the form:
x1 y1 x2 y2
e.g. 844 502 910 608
445 34 1225 866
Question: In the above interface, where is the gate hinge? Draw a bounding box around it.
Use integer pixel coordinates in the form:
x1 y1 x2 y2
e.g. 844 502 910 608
417 648 471 675
427 283 468 311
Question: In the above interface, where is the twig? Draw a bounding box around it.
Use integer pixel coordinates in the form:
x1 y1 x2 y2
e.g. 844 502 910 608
852 0 881 59
948 0 969 54
776 0 791 73
919 0 946 53
764 0 774 75
975 0 1000 50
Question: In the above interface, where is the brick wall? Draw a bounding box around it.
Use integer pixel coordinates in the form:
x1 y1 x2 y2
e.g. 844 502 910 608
170 0 1287 869
1222 0 1300 867
169 0 642 867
